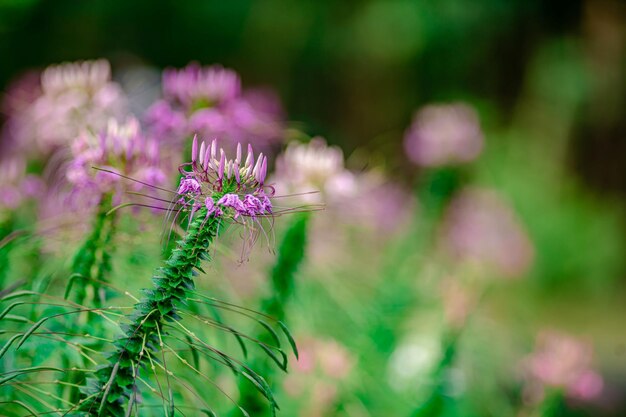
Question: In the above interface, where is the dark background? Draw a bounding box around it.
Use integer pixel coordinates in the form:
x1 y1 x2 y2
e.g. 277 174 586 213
1 0 624 197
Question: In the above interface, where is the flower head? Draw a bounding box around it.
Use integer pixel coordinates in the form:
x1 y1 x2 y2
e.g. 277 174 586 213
176 136 271 220
404 102 483 167
273 138 355 204
5 60 127 156
145 63 283 150
162 63 241 108
66 117 165 208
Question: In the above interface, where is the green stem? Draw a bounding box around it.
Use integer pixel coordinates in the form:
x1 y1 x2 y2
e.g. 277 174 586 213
0 216 16 290
411 283 492 417
80 208 220 416
536 389 566 417
264 212 309 320
236 212 310 416
69 194 116 307
410 330 460 417
369 168 462 356
354 168 463 414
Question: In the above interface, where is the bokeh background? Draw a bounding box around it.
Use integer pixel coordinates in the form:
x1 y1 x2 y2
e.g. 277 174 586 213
1 1 626 416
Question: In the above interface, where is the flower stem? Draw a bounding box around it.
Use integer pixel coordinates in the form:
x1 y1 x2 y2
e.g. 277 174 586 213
79 208 220 416
536 389 566 417
69 193 117 307
0 216 16 290
370 168 463 356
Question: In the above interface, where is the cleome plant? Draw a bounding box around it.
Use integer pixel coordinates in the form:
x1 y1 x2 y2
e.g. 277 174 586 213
0 55 613 417
0 138 298 417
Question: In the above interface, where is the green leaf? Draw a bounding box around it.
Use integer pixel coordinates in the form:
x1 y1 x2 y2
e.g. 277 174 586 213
241 370 279 409
0 302 25 320
278 321 299 360
1 400 38 416
0 366 64 385
0 290 37 302
187 335 200 370
259 320 281 348
64 273 85 299
0 334 21 360
259 345 288 372
16 317 48 349
2 314 28 323
157 302 174 316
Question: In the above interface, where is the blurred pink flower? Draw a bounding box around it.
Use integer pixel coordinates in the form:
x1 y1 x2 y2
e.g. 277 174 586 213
3 60 127 156
144 63 284 151
404 102 483 167
273 139 414 267
440 187 534 278
1 72 41 157
317 339 354 379
283 336 354 416
336 172 414 235
522 330 603 402
66 117 165 209
272 138 354 205
162 63 241 106
1 71 41 119
0 153 44 214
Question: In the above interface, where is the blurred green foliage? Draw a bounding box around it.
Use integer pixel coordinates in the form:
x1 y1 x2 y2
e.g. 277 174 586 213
1 1 626 416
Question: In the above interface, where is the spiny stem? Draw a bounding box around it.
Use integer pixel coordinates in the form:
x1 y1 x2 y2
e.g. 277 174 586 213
79 208 220 416
69 193 117 307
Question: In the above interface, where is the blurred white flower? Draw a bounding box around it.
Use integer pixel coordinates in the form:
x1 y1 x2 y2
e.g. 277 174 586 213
273 137 356 204
388 335 440 392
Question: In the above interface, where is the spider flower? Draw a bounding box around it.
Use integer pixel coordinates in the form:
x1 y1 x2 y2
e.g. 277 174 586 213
404 103 483 167
176 136 272 221
5 59 127 156
145 63 284 150
66 117 165 208
163 62 241 107
273 137 356 205
522 331 603 402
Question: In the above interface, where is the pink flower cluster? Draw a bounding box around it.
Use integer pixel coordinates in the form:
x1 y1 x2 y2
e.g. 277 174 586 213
404 102 483 167
3 60 127 156
0 154 43 214
176 137 272 220
522 331 603 402
441 188 534 278
66 118 165 207
145 63 284 150
283 337 354 417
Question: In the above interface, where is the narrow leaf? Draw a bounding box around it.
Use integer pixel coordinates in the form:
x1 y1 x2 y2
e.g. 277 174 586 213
278 321 298 359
